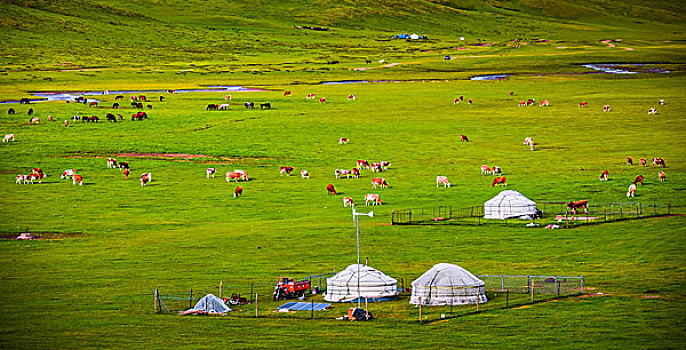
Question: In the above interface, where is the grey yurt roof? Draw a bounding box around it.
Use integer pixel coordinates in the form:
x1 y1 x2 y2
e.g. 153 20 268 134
324 264 398 302
410 263 487 305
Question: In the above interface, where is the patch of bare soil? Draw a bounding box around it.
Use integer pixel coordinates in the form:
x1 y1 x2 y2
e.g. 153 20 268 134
115 152 208 159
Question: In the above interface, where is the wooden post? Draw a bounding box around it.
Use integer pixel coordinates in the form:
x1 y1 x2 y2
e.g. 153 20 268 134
506 288 509 308
219 281 223 300
255 294 258 318
476 296 479 311
154 289 158 313
311 300 314 320
531 279 534 302
365 296 369 320
419 296 423 323
668 200 671 215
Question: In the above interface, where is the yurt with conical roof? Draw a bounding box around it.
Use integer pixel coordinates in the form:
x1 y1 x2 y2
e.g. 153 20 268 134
484 190 538 220
324 264 398 302
410 263 487 305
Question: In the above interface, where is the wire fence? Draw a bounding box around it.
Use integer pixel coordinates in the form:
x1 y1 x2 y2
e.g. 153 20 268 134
391 201 677 227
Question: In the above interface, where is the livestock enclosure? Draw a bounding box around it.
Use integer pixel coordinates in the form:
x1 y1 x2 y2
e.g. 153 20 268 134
391 201 677 227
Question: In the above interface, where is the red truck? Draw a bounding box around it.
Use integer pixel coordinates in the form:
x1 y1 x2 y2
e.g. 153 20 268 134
273 277 311 300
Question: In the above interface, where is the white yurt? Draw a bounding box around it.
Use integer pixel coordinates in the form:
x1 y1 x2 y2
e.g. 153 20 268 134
484 190 538 219
410 263 487 306
324 264 398 302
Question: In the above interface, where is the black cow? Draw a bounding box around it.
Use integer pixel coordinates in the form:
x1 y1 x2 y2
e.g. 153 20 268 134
245 102 254 109
19 98 30 104
106 113 117 122
28 108 34 116
8 108 15 114
159 96 165 102
207 104 218 111
115 95 124 101
260 103 271 110
113 103 119 109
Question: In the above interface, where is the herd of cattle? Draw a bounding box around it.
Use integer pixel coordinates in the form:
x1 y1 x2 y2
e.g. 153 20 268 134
4 91 672 219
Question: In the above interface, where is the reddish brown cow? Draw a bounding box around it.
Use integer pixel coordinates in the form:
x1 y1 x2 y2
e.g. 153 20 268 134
280 166 294 176
567 200 588 215
460 135 469 142
284 91 291 96
326 184 336 195
491 176 507 187
73 174 83 186
652 158 666 168
234 186 243 198
640 158 647 167
658 171 666 182
372 177 388 189
599 170 609 181
634 175 644 185
626 157 633 166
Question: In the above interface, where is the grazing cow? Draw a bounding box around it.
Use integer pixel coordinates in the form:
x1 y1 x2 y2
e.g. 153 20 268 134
141 172 152 183
119 162 129 170
64 120 69 127
301 169 310 179
491 176 507 187
529 141 535 151
29 117 39 125
627 183 637 197
658 171 666 182
233 186 243 198
306 93 316 99
525 99 534 106
159 96 165 102
89 102 98 108
225 95 232 101
146 104 153 109
357 160 370 169
348 95 356 100
61 169 76 179
260 103 271 110
640 158 647 167
634 175 644 185
132 111 148 121
123 168 130 179
468 99 473 105
245 102 254 109
284 91 291 96
460 135 469 142
343 197 354 207
540 100 549 107
566 200 589 215
648 108 656 115
140 174 150 187
492 166 502 175
138 95 147 102
510 91 514 96
335 169 351 179
659 99 664 106
380 161 392 169
279 166 294 176
459 95 464 101
603 105 610 112
48 115 54 121
28 172 45 183
339 137 349 144
327 184 336 195
579 101 588 108
73 174 83 186
107 158 118 168
207 104 218 110
351 168 360 178
233 169 249 181
8 108 15 114
372 177 388 189
518 101 526 107
28 108 34 115
371 163 383 173
626 157 633 166
455 98 462 105
365 193 382 206
523 137 534 146
652 158 666 168
480 165 491 175
115 95 124 100
226 172 247 182
319 97 326 103
15 174 29 184
206 168 217 178
32 168 44 176
218 104 230 110
2 134 15 142
436 176 450 188
106 113 117 122
599 170 609 181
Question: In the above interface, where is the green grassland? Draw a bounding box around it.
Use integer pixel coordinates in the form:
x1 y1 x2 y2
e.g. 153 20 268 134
0 1 685 349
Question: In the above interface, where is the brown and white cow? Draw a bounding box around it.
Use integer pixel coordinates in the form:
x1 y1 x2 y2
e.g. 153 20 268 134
365 193 382 206
140 174 149 187
633 175 644 185
491 176 507 187
335 169 351 179
518 101 526 107
343 197 354 207
492 166 502 176
123 168 130 179
233 169 249 181
540 100 549 107
226 172 247 182
579 101 588 108
119 162 130 170
28 172 45 183
234 186 243 198
603 105 610 112
626 157 633 166
567 200 588 215
648 108 656 115
29 117 39 125
658 171 666 182
2 134 14 142
306 93 316 99
107 158 118 168
379 161 391 169
301 169 310 179
372 177 388 189
523 137 534 146
351 168 360 178
357 160 370 169
599 170 609 181
348 95 356 100
73 174 83 186
141 172 152 183
279 166 294 176
652 158 666 168
15 174 29 184
339 137 349 144
627 183 637 197
480 165 491 175
206 168 217 178
327 184 336 195
659 99 665 106
319 97 326 103
371 163 383 173
436 176 450 188
61 169 76 179
639 158 647 167
460 134 469 142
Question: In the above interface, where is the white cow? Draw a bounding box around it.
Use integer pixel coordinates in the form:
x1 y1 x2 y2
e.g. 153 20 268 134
15 174 29 184
2 134 15 142
480 165 491 174
627 183 637 197
219 104 230 110
335 169 351 179
343 197 354 207
107 158 118 168
301 169 310 179
365 193 382 206
436 176 450 188
206 168 217 178
61 169 76 179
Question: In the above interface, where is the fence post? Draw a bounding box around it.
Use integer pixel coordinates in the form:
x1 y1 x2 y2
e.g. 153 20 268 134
506 288 509 308
501 276 504 292
668 200 671 215
531 279 534 302
581 275 584 294
255 294 258 318
311 300 314 320
639 203 642 216
527 276 530 294
154 289 158 313
620 204 623 219
190 288 193 309
409 209 412 224
419 296 423 323
219 281 223 300
250 283 254 302
604 209 607 222
554 277 558 296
